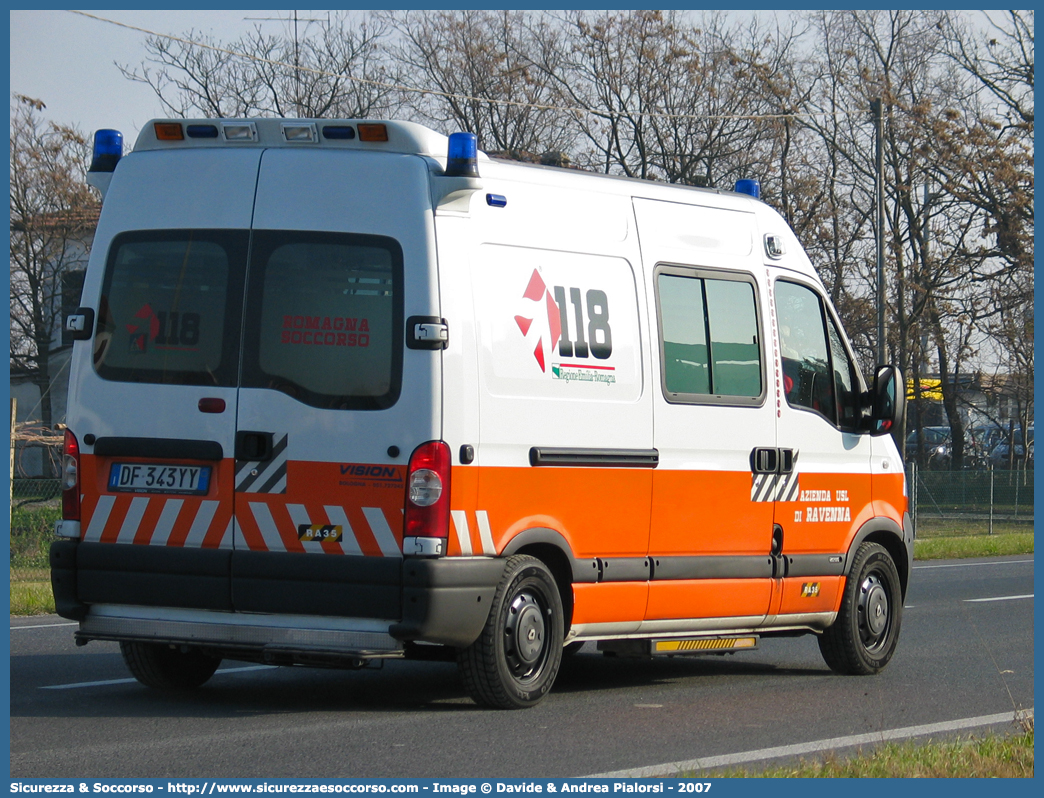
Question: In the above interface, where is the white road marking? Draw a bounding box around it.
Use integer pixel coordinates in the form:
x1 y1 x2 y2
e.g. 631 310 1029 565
964 594 1033 603
40 665 275 690
10 622 79 630
585 709 1035 777
913 559 1033 570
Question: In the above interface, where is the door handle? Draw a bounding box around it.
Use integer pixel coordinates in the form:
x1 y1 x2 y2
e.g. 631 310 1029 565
750 447 795 474
236 431 274 461
751 447 778 474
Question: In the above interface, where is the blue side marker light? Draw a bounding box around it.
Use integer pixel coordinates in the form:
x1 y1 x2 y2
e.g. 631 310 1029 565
486 194 507 208
186 124 219 139
322 126 356 140
445 132 479 178
734 178 761 199
89 129 123 173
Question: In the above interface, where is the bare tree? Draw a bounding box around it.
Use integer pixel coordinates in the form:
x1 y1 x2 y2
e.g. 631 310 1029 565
386 10 574 156
10 94 96 433
118 12 399 120
531 10 781 185
933 11 1034 462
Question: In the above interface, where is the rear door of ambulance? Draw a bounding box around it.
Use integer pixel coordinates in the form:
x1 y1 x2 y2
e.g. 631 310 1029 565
230 146 439 615
74 147 257 610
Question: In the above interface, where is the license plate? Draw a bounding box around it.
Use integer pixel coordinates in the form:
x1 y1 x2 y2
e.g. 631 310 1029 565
108 463 212 495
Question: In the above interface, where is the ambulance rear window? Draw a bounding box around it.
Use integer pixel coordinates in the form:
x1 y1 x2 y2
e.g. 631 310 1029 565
93 231 247 386
240 231 403 410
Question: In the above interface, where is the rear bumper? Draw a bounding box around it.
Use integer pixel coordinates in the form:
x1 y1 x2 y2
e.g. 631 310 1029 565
51 540 505 653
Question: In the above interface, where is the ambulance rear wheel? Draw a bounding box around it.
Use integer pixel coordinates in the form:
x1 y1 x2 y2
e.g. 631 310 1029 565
120 641 221 690
818 542 902 675
458 554 565 709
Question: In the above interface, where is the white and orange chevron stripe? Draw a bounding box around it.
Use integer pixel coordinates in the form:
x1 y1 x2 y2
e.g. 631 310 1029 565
79 493 405 556
80 493 234 548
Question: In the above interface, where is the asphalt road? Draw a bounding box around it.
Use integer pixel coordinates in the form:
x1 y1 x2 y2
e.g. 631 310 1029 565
10 555 1033 778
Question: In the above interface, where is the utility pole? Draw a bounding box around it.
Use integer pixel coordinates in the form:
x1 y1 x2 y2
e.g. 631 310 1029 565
870 98 886 365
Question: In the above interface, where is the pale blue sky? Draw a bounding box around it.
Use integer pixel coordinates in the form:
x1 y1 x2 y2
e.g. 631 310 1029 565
9 10 302 144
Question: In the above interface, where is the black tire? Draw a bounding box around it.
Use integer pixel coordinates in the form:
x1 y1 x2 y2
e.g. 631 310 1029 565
818 542 902 675
458 554 565 709
120 641 221 690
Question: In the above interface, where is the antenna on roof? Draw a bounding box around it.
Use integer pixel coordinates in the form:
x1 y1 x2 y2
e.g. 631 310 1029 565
243 11 327 117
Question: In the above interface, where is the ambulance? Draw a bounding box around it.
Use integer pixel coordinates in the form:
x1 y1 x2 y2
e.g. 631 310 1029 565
52 118 911 709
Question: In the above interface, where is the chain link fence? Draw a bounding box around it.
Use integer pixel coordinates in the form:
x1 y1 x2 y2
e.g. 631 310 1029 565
10 479 61 597
907 465 1034 537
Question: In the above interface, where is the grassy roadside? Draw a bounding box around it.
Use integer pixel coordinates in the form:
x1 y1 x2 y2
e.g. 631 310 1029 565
695 729 1034 777
914 531 1034 560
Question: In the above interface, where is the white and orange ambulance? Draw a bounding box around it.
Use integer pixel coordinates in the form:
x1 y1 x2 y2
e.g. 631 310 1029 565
53 118 911 708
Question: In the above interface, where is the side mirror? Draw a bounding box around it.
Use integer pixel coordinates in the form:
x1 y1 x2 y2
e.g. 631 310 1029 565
868 365 905 436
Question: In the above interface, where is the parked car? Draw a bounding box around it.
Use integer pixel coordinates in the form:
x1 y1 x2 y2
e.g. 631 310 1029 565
989 424 1034 467
905 426 951 469
967 425 1005 468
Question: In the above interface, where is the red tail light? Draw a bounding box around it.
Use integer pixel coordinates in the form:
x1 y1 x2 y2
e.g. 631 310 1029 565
404 441 451 540
62 430 81 521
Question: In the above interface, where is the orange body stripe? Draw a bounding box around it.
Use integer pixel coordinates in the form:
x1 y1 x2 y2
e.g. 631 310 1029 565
652 469 772 556
571 582 648 625
478 466 652 558
777 575 843 616
646 579 773 620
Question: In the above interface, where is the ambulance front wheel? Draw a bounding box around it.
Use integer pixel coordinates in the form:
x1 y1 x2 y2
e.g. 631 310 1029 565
457 554 565 709
818 542 902 675
120 641 222 690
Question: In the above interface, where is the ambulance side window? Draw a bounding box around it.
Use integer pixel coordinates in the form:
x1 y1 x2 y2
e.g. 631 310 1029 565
776 280 861 431
657 269 763 403
240 231 403 410
826 314 861 430
93 230 247 386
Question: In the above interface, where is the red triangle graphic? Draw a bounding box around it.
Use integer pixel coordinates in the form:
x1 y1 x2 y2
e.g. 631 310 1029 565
523 270 547 302
533 336 545 372
545 290 561 350
515 315 533 336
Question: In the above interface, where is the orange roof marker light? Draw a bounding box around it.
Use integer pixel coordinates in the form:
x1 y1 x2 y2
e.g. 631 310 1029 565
357 123 389 142
153 122 184 141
